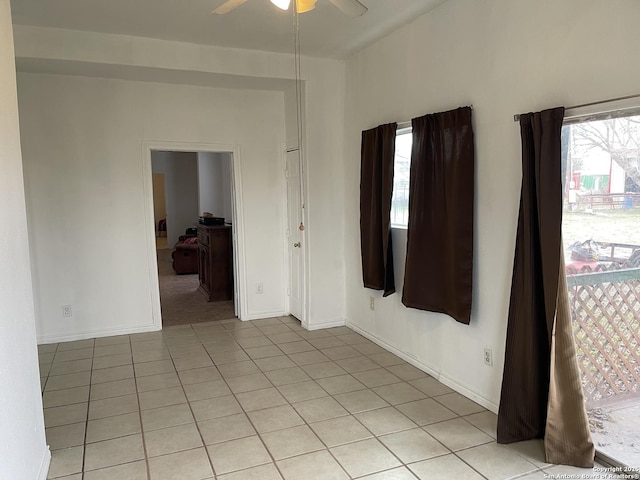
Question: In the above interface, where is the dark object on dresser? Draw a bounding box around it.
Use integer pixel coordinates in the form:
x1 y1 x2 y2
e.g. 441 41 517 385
197 225 233 301
199 216 225 226
172 236 199 275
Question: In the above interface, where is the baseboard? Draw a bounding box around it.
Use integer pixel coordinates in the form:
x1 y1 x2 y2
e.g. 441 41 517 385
240 310 286 321
437 372 499 414
306 318 346 331
346 320 499 413
37 445 51 480
37 323 161 345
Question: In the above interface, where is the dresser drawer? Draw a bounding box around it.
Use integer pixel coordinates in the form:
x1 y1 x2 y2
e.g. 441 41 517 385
197 229 209 246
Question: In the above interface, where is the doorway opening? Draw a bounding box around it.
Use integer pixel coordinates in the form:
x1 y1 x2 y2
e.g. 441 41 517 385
562 111 640 469
148 147 241 327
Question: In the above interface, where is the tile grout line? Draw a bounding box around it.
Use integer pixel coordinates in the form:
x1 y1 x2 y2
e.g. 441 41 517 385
129 333 154 480
80 338 95 480
167 322 219 479
85 336 148 478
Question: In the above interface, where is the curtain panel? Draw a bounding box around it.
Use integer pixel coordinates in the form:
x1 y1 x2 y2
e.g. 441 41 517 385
360 123 397 297
497 107 594 467
402 106 475 325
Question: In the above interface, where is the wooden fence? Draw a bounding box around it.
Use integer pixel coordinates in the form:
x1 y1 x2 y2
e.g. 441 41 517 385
573 193 640 210
566 266 640 403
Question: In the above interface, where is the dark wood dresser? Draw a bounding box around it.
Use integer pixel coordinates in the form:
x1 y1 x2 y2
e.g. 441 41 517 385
197 225 233 302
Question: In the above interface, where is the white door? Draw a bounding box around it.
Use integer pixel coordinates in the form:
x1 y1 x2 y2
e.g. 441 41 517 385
286 150 304 321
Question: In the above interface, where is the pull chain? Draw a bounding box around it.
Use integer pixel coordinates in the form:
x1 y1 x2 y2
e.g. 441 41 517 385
293 2 305 232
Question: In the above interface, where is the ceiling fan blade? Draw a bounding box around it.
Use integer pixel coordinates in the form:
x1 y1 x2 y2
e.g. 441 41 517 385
212 0 249 15
327 0 367 17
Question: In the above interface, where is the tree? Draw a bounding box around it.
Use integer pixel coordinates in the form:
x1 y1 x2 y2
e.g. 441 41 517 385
570 115 640 188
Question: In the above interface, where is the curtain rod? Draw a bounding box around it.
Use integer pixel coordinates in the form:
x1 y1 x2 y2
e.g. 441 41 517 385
513 93 640 122
398 105 474 130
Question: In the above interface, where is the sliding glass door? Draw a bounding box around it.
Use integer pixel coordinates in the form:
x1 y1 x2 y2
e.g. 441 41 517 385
561 111 640 470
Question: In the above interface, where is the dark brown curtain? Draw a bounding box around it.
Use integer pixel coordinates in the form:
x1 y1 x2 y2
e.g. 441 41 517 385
498 107 594 467
402 107 474 324
360 123 397 297
497 107 565 442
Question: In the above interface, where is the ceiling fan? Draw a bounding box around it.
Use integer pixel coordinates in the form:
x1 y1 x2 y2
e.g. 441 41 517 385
212 0 368 17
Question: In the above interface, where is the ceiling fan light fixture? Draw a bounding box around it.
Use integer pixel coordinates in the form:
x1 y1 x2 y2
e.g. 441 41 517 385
270 0 291 10
295 0 317 13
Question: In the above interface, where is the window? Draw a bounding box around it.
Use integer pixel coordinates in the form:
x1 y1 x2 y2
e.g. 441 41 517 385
391 127 412 227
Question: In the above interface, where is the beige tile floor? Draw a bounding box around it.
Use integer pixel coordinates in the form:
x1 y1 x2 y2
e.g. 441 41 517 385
38 316 615 480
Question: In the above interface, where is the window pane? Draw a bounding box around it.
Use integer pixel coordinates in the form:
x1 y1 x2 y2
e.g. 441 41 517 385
391 130 412 227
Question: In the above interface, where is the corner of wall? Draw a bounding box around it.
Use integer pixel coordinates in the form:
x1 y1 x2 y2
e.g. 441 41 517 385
305 317 346 331
345 317 499 413
37 446 51 480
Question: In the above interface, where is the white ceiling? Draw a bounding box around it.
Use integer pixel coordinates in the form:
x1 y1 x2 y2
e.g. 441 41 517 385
10 0 445 59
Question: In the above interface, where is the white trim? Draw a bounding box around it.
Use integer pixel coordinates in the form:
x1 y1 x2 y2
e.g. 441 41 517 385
227 153 240 317
390 127 412 229
37 445 50 480
306 318 346 331
438 373 498 414
346 320 499 414
241 310 287 321
232 147 247 321
141 141 163 331
37 323 160 345
280 142 291 316
141 140 247 323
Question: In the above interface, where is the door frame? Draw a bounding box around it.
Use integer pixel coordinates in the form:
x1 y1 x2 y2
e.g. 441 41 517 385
142 140 246 326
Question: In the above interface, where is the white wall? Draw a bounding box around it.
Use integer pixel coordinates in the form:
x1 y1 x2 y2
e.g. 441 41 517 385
303 59 346 329
197 151 233 222
0 1 49 478
344 0 640 410
13 26 347 332
152 151 199 245
18 73 288 341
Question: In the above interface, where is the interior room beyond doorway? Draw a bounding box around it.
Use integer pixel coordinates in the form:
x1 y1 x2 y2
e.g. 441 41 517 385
151 150 237 327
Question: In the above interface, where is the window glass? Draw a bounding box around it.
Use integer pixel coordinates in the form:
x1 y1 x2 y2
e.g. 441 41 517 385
391 129 412 227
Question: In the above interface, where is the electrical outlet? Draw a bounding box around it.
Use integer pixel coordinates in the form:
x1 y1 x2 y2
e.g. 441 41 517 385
369 297 375 311
484 348 493 366
256 283 264 294
62 305 73 318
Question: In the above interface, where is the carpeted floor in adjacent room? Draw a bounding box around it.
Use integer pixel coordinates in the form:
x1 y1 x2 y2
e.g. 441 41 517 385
157 248 236 326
